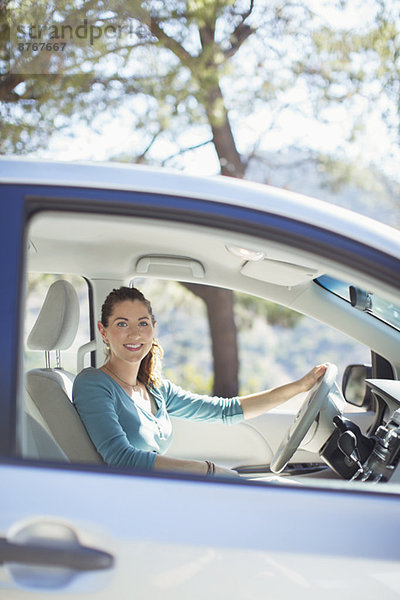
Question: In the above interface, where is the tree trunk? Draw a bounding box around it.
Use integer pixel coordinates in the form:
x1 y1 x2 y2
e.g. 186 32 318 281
186 27 245 395
182 283 239 397
196 22 246 179
205 82 246 178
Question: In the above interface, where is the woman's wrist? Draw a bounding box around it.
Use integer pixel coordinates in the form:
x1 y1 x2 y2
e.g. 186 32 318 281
205 460 216 476
292 378 306 395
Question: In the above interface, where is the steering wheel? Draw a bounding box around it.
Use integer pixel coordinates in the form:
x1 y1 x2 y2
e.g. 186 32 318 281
270 363 338 473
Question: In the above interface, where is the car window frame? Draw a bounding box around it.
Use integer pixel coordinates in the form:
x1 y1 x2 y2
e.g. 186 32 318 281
2 181 400 487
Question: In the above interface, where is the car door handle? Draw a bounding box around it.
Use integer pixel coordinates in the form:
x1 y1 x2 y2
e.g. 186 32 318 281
0 537 114 571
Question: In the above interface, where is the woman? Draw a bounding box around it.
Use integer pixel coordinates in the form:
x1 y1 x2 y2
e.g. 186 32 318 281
73 286 326 477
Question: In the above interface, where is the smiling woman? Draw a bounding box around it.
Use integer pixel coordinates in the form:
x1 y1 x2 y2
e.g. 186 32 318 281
72 285 325 477
98 287 160 383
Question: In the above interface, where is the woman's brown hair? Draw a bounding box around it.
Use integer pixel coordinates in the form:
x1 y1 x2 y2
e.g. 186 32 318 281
101 286 163 388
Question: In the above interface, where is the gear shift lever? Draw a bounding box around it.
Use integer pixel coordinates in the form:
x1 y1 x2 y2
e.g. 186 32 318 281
333 416 364 471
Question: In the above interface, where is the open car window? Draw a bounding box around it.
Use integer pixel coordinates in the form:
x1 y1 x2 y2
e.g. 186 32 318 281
10 168 399 494
22 204 377 482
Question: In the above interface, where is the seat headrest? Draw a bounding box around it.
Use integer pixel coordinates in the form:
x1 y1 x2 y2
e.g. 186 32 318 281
27 280 80 351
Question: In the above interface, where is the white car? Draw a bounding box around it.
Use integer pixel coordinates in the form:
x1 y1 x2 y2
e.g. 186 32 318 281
1 157 400 599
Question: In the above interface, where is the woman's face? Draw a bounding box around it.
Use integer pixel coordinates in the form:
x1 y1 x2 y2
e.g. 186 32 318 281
98 299 155 365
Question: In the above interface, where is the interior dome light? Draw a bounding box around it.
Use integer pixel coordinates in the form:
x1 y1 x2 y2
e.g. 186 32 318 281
226 245 264 261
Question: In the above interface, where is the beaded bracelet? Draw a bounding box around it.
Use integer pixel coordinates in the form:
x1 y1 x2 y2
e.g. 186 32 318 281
205 460 216 476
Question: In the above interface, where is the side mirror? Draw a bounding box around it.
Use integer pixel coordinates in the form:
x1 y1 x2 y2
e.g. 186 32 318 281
342 364 373 409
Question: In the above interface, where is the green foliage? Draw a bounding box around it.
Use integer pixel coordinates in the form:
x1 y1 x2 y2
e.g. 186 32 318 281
1 0 347 167
164 363 213 394
234 291 302 329
297 0 400 145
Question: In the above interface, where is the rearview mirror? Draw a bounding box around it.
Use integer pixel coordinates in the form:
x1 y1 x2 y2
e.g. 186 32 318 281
342 364 373 408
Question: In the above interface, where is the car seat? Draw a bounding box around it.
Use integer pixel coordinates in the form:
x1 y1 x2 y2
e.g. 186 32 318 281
25 279 103 464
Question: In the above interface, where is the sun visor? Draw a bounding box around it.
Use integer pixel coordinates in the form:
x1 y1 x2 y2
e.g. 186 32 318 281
241 258 318 286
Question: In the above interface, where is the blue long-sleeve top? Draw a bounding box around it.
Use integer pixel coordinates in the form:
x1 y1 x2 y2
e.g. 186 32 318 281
73 367 244 471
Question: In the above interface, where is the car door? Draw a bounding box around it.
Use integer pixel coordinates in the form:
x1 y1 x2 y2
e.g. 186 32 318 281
2 176 400 599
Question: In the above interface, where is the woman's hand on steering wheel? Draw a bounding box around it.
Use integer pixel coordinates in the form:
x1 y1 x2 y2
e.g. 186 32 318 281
296 364 327 394
270 363 338 473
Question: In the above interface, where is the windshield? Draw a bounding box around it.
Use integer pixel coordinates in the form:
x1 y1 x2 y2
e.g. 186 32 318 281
317 275 400 332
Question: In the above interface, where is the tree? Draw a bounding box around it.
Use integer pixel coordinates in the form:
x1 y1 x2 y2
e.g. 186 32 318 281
294 1 400 176
1 1 344 163
2 0 370 394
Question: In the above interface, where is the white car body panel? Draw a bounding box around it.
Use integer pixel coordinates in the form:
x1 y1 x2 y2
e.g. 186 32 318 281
1 159 400 598
2 464 400 600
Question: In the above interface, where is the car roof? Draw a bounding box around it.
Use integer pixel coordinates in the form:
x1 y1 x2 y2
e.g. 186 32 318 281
1 156 400 259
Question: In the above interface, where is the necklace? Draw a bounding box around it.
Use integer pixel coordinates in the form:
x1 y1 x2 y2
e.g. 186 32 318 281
103 364 140 393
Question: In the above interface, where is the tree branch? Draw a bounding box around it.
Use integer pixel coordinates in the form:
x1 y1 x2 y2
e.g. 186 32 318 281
249 147 319 173
224 0 256 58
234 0 256 23
135 130 162 163
161 138 213 166
150 18 193 66
223 23 255 59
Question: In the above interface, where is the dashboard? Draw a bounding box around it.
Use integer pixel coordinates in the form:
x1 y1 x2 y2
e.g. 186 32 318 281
259 378 400 485
319 379 400 483
354 379 400 483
